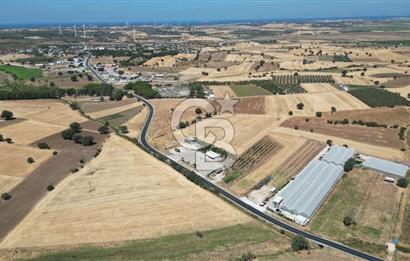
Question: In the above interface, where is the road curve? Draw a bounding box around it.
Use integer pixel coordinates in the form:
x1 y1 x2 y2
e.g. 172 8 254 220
85 56 384 261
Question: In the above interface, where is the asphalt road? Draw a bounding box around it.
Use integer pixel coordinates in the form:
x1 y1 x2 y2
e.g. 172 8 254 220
86 56 384 261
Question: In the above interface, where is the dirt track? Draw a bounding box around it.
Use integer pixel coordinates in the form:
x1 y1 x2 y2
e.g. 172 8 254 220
0 123 105 241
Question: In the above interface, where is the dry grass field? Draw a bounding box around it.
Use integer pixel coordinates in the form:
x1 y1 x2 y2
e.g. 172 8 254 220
0 143 52 193
84 99 142 119
209 85 237 98
0 135 250 248
388 85 410 99
310 169 399 257
264 91 369 117
123 106 148 139
300 83 337 93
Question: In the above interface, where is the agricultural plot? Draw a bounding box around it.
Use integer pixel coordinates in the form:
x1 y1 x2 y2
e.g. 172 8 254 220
348 87 410 107
264 91 369 117
84 99 142 119
209 85 236 98
271 140 325 189
0 136 250 248
388 85 410 99
300 83 337 93
228 136 282 184
384 76 410 88
281 117 405 149
0 65 42 80
230 84 271 97
0 143 51 193
309 169 399 258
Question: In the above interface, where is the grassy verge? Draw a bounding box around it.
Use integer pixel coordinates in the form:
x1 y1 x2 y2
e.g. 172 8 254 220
0 65 42 80
22 223 286 261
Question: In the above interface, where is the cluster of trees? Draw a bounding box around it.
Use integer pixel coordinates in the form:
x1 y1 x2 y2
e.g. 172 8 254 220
188 83 205 98
343 158 356 172
124 82 159 99
291 234 309 251
61 122 95 146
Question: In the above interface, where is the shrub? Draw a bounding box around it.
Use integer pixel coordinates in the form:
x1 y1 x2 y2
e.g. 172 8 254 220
288 111 293 116
316 111 322 117
27 157 35 163
81 136 95 146
195 231 204 238
344 158 356 172
291 234 309 251
296 103 304 110
69 102 79 110
397 178 409 188
119 125 128 134
71 168 79 173
98 125 110 134
37 142 50 149
1 110 14 120
1 192 12 200
195 108 202 114
47 185 55 191
53 151 58 155
343 216 354 226
5 138 12 144
236 252 256 261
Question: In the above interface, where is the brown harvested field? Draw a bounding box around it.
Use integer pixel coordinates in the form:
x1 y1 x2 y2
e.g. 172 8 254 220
80 98 138 113
0 127 106 242
310 169 399 253
300 83 337 93
0 143 52 193
333 75 373 86
384 76 410 88
83 99 142 119
229 132 308 195
264 91 369 117
324 107 410 126
0 135 250 248
209 85 236 98
281 117 405 149
273 126 406 161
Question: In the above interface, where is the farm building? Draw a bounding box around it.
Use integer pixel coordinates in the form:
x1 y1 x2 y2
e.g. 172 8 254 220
272 145 355 226
362 156 409 178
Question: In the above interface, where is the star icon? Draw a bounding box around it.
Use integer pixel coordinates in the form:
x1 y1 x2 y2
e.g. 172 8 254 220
216 92 239 114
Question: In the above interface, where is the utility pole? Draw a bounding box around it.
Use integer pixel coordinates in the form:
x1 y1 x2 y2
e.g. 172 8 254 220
83 24 87 38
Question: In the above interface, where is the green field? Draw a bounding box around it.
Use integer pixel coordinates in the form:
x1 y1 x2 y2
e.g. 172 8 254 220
0 65 43 80
22 224 288 261
348 87 410 107
230 84 271 97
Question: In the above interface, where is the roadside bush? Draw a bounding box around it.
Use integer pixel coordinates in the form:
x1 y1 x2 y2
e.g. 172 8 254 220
37 142 50 149
27 157 35 164
291 234 309 251
69 102 79 110
1 192 12 200
397 178 409 188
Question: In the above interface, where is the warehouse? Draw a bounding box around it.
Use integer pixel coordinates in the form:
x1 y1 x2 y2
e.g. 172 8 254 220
362 156 409 179
272 145 355 225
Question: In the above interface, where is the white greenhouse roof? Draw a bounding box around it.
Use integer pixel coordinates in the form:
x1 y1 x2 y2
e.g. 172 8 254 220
362 157 409 178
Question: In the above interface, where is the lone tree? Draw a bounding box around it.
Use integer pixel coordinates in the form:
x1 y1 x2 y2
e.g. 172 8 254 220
1 192 12 201
316 111 322 117
69 122 82 133
291 234 309 251
331 106 337 113
37 142 50 149
341 70 348 77
296 103 304 110
1 110 14 120
195 108 202 114
27 157 35 164
344 158 356 172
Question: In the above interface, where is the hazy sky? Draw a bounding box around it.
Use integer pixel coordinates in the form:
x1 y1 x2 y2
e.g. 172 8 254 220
2 0 410 24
